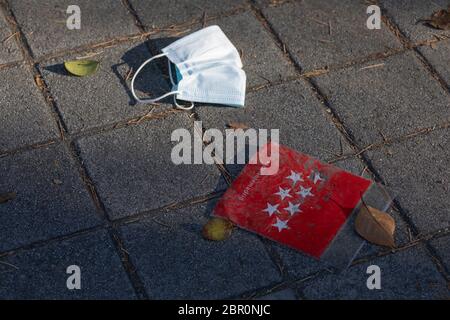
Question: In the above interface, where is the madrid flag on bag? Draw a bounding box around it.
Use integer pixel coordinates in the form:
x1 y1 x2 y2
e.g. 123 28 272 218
213 142 372 259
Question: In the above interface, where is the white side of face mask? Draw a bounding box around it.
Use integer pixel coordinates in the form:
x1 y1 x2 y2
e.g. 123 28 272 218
162 25 242 69
175 63 246 108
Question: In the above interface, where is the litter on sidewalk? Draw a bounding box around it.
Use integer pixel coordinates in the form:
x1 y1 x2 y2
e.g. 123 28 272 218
131 25 246 110
64 59 100 77
212 142 394 269
419 6 450 30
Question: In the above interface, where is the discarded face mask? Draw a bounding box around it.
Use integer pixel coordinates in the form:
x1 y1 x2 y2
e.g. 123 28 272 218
131 25 246 110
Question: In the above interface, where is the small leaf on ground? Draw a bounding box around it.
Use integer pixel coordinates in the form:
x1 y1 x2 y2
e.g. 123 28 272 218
226 122 249 130
355 205 396 248
34 75 44 89
202 217 234 241
64 60 100 77
420 7 450 30
0 192 16 204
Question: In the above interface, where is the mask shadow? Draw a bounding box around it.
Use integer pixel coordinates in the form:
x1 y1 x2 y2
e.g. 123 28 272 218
113 40 180 106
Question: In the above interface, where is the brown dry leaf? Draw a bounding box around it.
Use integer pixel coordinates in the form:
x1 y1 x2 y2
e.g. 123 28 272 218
421 8 450 30
202 218 234 241
226 122 249 130
355 205 396 248
0 192 16 204
34 75 44 89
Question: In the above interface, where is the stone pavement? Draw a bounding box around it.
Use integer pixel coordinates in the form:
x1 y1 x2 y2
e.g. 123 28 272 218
0 0 449 299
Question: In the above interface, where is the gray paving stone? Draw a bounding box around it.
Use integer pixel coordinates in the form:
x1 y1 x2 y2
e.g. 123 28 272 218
196 80 353 163
418 40 450 88
10 0 139 58
119 201 282 299
0 12 21 64
0 143 102 252
0 230 136 299
255 288 297 300
269 241 326 279
40 41 170 134
207 11 297 88
365 129 450 234
76 113 225 220
300 245 449 299
151 11 297 88
0 65 59 153
262 0 401 71
331 156 367 176
429 236 450 272
129 0 247 29
313 51 450 147
380 0 450 42
195 79 359 180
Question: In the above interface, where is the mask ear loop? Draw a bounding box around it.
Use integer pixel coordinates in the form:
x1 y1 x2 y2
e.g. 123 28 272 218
131 52 180 103
131 52 194 110
167 59 194 110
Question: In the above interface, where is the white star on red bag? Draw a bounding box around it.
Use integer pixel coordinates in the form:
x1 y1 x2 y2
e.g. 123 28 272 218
286 170 303 185
284 202 301 216
297 186 313 198
274 187 292 200
272 217 289 232
313 172 324 184
269 169 316 232
263 202 279 216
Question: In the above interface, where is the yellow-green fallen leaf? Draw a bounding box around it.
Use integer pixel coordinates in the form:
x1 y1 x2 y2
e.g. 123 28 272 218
64 59 99 77
355 205 396 248
0 192 16 204
202 217 234 241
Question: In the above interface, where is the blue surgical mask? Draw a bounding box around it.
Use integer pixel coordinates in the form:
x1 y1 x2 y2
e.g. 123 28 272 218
131 25 246 110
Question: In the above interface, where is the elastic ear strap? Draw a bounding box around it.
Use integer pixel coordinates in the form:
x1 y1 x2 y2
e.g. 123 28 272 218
131 52 179 103
173 95 194 110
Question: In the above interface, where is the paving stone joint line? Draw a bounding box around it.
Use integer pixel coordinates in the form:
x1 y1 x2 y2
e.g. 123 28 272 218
377 0 450 94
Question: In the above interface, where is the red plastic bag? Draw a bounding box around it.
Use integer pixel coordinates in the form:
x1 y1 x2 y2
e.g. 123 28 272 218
214 142 372 261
